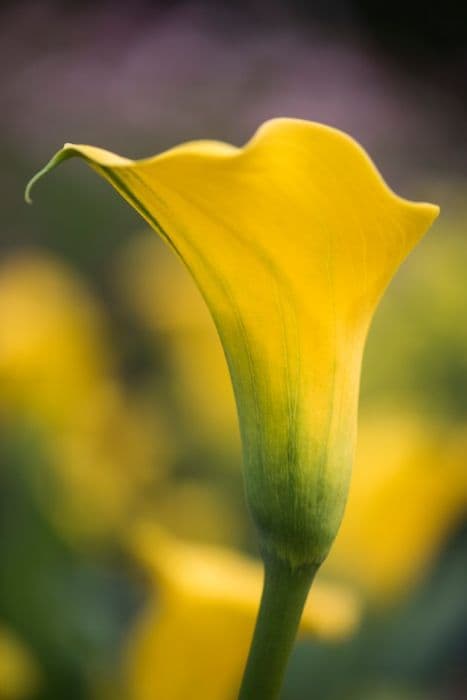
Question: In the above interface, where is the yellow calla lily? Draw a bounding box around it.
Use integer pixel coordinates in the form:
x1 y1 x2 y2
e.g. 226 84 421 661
123 523 360 700
26 119 438 566
27 118 439 697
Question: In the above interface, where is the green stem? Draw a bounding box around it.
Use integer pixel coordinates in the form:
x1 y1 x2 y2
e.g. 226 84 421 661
238 553 318 700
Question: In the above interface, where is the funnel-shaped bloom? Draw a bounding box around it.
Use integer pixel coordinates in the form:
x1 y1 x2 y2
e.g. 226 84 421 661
26 119 438 569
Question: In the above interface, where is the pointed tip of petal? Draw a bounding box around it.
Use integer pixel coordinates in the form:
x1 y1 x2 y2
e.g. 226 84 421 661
25 143 133 204
24 146 75 204
24 165 48 204
24 181 34 205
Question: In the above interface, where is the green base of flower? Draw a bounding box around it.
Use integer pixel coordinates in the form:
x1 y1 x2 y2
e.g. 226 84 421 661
238 553 318 700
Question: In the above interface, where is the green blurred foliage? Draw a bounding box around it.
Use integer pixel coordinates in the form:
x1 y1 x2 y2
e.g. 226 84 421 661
0 419 142 700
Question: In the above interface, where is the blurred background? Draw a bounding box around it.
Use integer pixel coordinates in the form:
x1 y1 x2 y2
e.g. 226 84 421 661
0 1 466 699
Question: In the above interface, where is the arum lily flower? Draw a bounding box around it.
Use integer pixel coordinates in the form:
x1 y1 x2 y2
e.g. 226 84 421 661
123 522 360 700
27 118 439 698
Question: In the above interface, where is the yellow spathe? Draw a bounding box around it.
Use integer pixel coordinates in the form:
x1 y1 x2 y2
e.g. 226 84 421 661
27 119 439 567
124 523 360 700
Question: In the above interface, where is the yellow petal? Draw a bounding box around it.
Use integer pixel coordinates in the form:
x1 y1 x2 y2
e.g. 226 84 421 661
124 522 360 700
27 119 439 567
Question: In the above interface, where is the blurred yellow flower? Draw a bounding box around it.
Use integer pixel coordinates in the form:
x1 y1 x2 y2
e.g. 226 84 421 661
0 626 40 699
47 385 164 540
0 253 165 541
321 413 467 602
0 253 109 422
123 522 360 700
